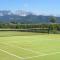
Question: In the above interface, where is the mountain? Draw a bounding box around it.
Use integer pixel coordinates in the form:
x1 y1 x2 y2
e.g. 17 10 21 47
14 10 33 16
0 10 12 16
0 10 60 24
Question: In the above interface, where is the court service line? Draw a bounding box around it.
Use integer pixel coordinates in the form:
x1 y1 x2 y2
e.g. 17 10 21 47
0 48 24 60
0 42 60 60
0 42 41 54
25 52 60 59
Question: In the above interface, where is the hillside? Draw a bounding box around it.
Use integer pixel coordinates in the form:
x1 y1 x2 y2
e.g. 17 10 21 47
0 10 60 24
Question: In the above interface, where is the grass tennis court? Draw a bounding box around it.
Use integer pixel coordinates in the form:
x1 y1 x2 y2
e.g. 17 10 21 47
0 31 60 60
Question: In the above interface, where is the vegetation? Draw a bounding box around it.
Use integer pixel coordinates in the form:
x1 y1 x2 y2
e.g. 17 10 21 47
49 16 56 23
0 23 60 33
0 16 59 33
48 16 57 33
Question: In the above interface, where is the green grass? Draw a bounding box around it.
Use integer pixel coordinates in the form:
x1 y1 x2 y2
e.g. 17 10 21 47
0 31 60 60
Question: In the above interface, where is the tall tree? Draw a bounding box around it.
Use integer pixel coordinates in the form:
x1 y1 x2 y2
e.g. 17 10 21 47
49 16 56 23
49 16 57 33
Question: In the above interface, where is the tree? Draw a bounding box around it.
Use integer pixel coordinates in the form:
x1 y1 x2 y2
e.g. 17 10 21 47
49 16 56 23
49 16 57 33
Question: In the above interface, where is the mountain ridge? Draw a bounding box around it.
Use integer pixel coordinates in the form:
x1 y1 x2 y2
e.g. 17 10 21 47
0 10 60 24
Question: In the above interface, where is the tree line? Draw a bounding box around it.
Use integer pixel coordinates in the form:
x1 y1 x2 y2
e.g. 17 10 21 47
0 16 60 33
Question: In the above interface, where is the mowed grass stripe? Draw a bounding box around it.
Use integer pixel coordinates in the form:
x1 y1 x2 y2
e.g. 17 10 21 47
0 42 40 54
0 42 38 58
25 52 60 59
0 43 60 60
1 41 60 55
0 35 60 55
0 49 24 60
0 32 60 60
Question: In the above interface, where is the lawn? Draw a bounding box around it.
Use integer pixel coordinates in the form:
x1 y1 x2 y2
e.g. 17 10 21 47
0 31 60 60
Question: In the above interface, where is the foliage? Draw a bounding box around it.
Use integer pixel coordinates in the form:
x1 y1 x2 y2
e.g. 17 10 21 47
49 16 56 23
0 23 60 33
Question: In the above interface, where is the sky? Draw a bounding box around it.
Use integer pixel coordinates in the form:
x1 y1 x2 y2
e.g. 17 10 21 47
0 0 60 16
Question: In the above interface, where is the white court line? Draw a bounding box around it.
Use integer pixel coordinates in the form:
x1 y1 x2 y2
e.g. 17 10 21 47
0 49 24 60
0 48 60 60
25 52 60 59
1 42 60 55
0 42 60 60
17 46 40 54
0 42 40 54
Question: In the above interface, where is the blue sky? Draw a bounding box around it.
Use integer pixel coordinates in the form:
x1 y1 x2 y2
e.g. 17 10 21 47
0 0 60 15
